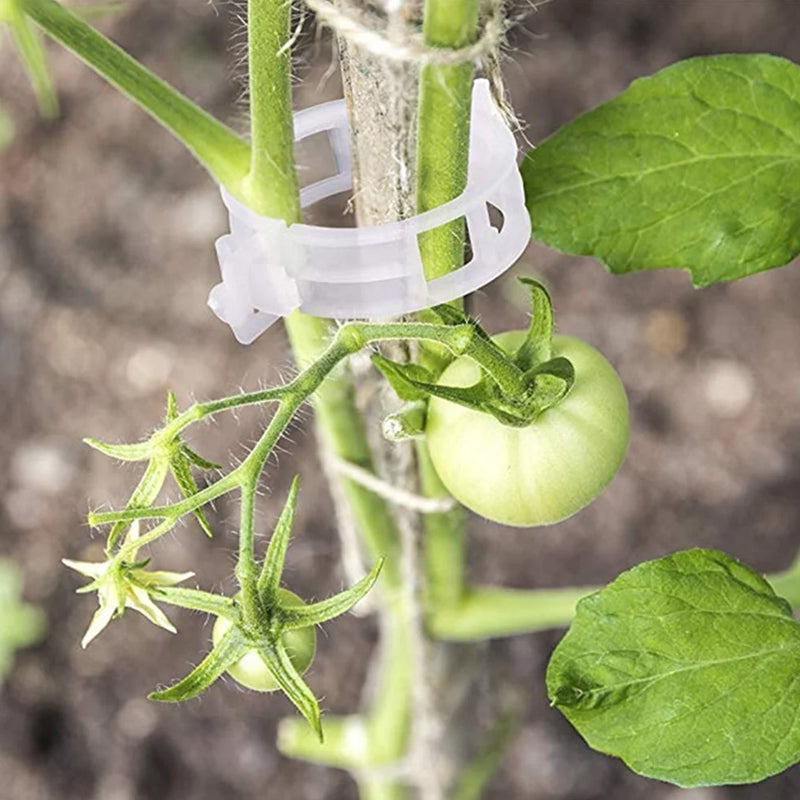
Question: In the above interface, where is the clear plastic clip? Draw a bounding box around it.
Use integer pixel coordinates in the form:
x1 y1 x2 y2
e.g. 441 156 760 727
209 79 531 344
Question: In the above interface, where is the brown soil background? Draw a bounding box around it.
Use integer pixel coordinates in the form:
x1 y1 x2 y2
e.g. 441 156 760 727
3 1 800 798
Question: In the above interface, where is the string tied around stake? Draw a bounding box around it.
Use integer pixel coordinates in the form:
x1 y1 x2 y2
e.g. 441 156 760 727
208 79 531 345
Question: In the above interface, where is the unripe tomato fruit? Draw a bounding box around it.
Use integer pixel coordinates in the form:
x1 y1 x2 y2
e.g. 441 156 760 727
212 589 316 692
426 331 629 527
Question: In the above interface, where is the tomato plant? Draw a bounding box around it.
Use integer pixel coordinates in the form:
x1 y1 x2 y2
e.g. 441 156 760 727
9 1 800 799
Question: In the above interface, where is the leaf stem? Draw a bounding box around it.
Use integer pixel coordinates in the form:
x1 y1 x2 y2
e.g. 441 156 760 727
429 584 595 641
20 0 251 188
429 566 800 641
244 0 301 219
416 0 481 281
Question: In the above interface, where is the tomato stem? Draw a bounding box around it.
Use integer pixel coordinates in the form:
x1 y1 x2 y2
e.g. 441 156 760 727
19 0 251 188
415 0 482 624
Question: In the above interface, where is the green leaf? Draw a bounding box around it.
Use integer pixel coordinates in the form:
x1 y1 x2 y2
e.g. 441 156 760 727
522 54 800 287
547 548 800 787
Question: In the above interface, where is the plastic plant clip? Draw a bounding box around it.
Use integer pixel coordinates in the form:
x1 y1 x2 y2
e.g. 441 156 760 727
209 79 531 345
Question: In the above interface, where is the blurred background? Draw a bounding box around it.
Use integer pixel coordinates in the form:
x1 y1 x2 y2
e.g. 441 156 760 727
3 1 800 798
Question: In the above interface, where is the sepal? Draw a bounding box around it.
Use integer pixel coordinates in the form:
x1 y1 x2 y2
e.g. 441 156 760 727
281 559 383 630
150 626 248 702
255 641 323 742
372 354 499 416
521 356 575 417
166 391 216 536
83 438 153 462
257 476 299 600
430 303 493 343
513 278 554 370
371 354 436 402
63 522 193 648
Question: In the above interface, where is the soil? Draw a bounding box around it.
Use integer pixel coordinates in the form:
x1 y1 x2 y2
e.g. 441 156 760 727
2 1 800 799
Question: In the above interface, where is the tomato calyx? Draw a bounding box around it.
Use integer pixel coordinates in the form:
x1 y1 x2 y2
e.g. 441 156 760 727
375 280 577 429
210 588 318 696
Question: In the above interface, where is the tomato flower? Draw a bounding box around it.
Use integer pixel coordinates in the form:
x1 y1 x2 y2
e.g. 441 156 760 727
63 521 194 648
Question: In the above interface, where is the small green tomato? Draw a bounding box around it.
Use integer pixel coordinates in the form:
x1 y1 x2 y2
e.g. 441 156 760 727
426 331 629 527
212 589 316 692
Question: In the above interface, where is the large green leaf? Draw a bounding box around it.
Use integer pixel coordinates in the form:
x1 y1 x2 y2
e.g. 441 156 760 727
547 549 800 787
522 55 800 286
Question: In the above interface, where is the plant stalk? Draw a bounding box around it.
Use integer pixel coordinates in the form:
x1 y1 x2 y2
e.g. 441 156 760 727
243 0 403 582
20 0 251 187
245 0 412 789
415 0 480 642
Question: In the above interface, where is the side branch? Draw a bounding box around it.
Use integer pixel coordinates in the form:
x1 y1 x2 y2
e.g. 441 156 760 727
428 566 800 640
20 0 251 188
89 319 495 560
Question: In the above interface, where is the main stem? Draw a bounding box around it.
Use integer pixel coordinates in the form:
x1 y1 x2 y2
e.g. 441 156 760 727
245 0 412 792
246 0 494 796
412 3 486 799
417 0 480 615
244 0 402 578
334 0 486 792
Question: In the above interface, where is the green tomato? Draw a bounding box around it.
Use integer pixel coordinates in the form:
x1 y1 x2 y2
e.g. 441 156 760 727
426 331 629 527
212 589 316 692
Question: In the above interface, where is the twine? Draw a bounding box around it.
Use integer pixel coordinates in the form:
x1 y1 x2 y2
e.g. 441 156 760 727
331 455 458 514
302 0 506 66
